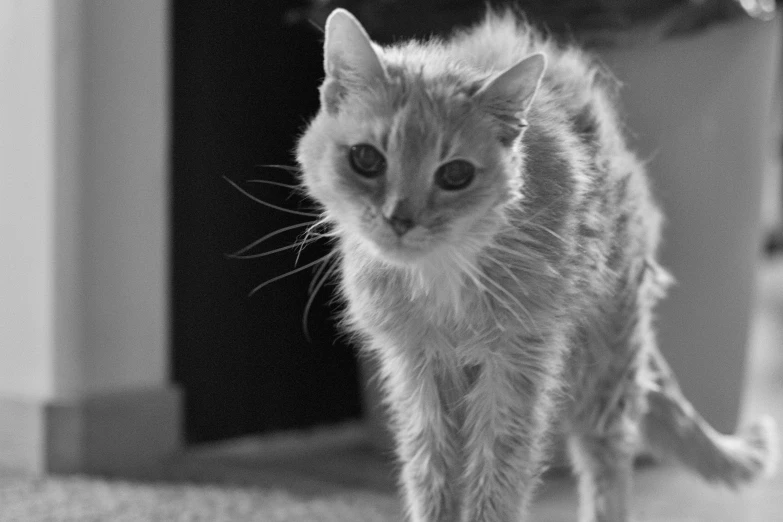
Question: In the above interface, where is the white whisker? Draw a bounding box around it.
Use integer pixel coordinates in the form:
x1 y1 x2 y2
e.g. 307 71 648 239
248 251 337 297
246 179 303 191
254 163 301 173
456 255 513 333
296 219 335 264
308 243 336 294
231 221 314 257
470 259 540 335
228 243 306 260
515 193 568 228
224 176 321 217
456 257 504 333
302 255 340 342
486 243 556 277
524 221 567 244
482 253 530 297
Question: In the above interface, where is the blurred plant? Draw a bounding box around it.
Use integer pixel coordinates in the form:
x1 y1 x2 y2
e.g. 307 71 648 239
286 0 777 46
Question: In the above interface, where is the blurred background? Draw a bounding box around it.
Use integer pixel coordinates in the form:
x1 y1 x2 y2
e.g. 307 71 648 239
1 0 782 519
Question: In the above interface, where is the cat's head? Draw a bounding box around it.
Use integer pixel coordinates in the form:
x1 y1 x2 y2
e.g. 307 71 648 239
297 9 545 267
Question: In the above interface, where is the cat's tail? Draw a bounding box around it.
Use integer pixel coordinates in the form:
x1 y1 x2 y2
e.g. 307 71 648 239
641 347 779 488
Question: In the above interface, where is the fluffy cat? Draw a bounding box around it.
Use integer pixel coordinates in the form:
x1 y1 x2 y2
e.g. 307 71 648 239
295 8 779 522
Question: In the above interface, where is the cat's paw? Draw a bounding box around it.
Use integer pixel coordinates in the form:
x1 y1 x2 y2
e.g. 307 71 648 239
716 414 781 487
742 414 779 480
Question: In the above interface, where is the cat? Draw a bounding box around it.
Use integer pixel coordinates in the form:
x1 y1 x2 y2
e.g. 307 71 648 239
294 8 779 522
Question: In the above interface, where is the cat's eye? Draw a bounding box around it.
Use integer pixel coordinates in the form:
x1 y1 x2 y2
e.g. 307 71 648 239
435 160 476 191
349 144 386 178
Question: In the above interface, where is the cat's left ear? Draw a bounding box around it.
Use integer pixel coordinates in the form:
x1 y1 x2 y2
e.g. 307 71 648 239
475 53 547 143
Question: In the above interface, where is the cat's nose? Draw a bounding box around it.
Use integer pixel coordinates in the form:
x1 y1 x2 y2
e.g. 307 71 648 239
385 215 415 236
382 197 416 236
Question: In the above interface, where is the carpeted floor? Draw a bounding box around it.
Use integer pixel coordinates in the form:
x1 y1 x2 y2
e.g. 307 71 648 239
0 471 400 522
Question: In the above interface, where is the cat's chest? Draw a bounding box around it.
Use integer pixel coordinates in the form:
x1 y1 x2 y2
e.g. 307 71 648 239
346 262 463 323
342 257 508 352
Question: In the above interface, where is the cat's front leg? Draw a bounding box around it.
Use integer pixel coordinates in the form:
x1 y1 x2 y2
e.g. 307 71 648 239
460 340 565 522
375 349 461 522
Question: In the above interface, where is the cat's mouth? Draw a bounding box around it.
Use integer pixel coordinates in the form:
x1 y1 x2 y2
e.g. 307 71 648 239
365 226 437 265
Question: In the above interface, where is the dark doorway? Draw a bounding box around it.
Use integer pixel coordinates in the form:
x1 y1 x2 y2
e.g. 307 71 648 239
171 1 361 443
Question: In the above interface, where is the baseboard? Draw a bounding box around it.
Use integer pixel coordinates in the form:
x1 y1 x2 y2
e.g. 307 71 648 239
185 419 372 462
0 385 182 475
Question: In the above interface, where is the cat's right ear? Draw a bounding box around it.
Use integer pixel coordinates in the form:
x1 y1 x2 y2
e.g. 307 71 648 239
321 9 387 113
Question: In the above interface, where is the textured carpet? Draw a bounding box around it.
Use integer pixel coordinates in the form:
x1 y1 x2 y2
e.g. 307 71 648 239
0 471 400 522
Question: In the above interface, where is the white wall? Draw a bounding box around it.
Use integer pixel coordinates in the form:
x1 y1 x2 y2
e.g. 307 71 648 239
0 1 56 399
0 0 169 400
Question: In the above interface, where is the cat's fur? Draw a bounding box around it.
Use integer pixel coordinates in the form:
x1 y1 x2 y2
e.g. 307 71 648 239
295 8 779 522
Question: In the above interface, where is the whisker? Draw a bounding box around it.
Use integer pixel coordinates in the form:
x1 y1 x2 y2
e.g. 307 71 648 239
515 193 568 227
308 17 325 33
457 259 507 333
302 255 340 342
481 280 531 333
246 179 302 191
450 254 488 321
296 219 334 264
524 221 567 244
486 274 540 334
254 164 301 173
223 176 320 217
296 230 335 248
494 228 548 250
230 221 314 257
248 251 337 297
308 249 333 294
227 243 303 260
482 254 530 297
471 262 540 334
486 245 539 271
503 193 570 242
486 243 556 277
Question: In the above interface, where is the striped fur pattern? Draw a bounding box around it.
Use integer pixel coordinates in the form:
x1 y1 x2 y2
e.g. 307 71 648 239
295 9 779 522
